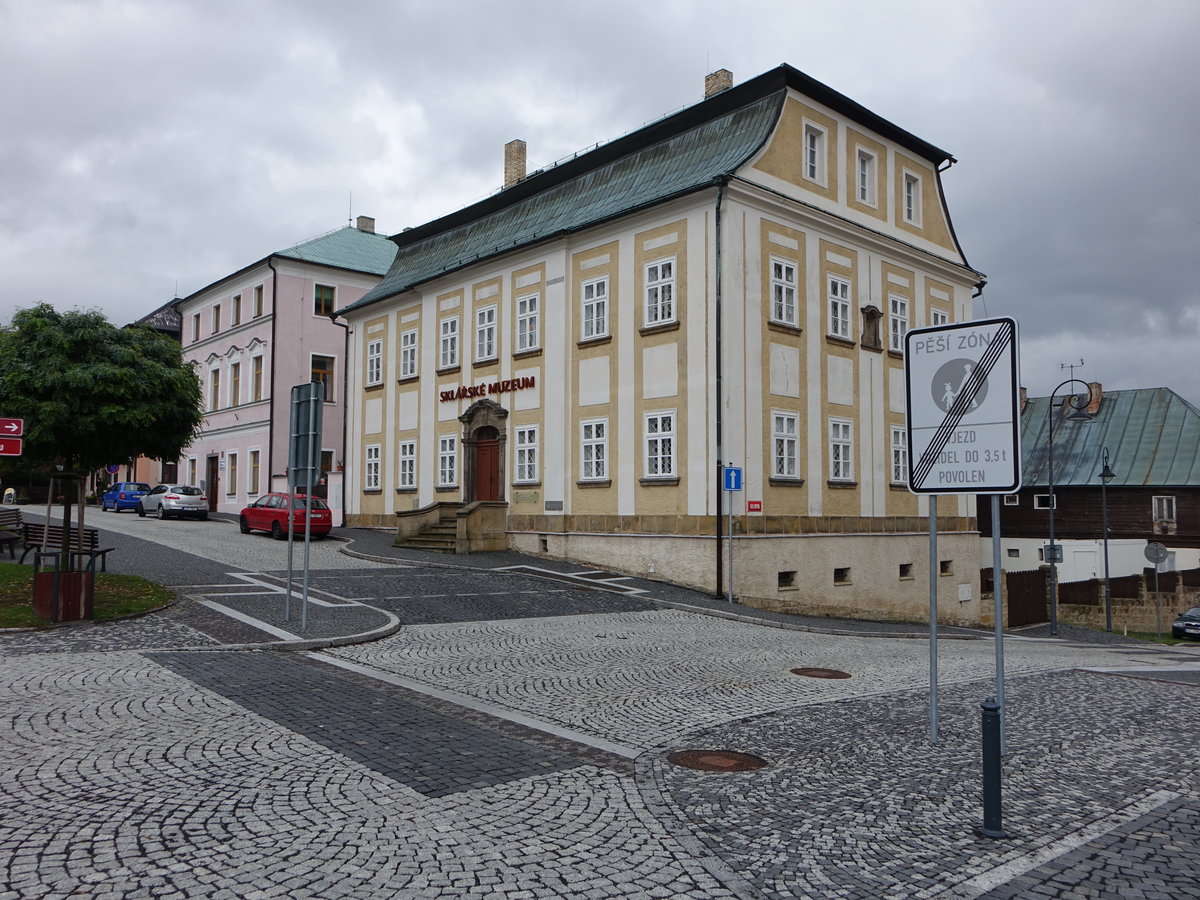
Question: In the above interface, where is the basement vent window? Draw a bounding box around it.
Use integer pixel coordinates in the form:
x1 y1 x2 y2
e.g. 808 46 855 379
778 570 797 590
1007 548 1020 558
939 560 953 576
899 563 913 579
539 535 549 553
834 567 851 585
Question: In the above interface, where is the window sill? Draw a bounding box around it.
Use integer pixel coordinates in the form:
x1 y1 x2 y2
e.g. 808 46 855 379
513 481 542 488
861 341 884 353
827 480 858 489
639 320 680 337
769 477 805 487
397 375 419 386
889 483 910 491
435 485 459 493
825 334 856 349
887 349 904 360
436 365 461 376
473 357 499 371
767 321 803 337
576 479 612 489
395 487 417 494
577 335 612 349
364 383 385 392
513 347 543 361
363 489 382 495
638 476 680 486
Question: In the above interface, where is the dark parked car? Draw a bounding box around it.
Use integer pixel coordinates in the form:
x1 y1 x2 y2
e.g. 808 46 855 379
138 484 209 520
239 493 332 540
101 482 151 512
1171 607 1200 640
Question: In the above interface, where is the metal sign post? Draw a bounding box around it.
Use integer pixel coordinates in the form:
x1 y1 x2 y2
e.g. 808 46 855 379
906 316 1021 746
286 382 324 630
723 466 742 605
1145 542 1168 638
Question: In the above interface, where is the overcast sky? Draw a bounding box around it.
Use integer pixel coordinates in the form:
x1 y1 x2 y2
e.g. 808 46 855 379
2 0 1197 407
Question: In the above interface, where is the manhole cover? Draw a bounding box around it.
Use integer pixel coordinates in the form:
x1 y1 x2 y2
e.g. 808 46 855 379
667 750 768 772
790 667 852 679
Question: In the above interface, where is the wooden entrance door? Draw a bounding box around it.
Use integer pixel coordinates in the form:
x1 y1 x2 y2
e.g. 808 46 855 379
474 439 500 501
205 456 220 511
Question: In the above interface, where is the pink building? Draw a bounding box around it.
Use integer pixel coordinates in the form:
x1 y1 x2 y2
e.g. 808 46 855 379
175 217 396 515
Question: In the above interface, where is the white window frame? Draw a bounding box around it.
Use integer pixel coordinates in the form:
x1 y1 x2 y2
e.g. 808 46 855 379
580 418 608 481
1034 494 1056 510
889 294 909 352
890 426 908 486
475 305 497 362
770 258 797 326
803 122 827 185
828 276 851 340
1153 495 1176 521
248 449 261 495
772 411 800 479
365 444 381 491
515 293 539 352
226 452 238 496
903 171 922 225
439 316 459 369
366 339 383 387
515 425 539 483
400 328 418 379
253 285 264 318
208 366 220 412
830 418 854 482
397 440 416 490
644 411 675 478
211 303 221 334
644 258 675 326
856 148 877 206
581 276 608 340
929 307 949 327
438 435 457 487
310 354 335 403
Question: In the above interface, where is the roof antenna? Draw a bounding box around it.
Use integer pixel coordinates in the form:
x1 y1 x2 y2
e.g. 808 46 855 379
348 191 352 226
1060 359 1085 381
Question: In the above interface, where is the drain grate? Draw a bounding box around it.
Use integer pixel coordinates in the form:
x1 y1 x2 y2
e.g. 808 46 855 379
790 667 852 679
667 749 768 772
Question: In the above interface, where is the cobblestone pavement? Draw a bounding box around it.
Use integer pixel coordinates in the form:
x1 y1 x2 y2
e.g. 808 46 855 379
3 519 1199 898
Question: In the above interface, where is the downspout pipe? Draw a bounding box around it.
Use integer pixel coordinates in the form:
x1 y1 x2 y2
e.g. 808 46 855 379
713 176 729 600
267 258 279 492
328 312 350 527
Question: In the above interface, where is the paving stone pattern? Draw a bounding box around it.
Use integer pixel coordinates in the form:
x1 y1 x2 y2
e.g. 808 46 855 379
642 669 1200 900
151 649 625 797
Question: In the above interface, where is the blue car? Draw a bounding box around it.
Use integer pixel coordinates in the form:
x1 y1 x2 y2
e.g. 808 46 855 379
101 481 151 512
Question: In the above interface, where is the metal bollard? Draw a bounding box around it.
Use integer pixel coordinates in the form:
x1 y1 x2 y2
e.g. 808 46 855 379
979 697 1006 838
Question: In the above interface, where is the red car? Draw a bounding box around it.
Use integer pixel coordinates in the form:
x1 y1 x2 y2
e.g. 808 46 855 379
239 493 333 540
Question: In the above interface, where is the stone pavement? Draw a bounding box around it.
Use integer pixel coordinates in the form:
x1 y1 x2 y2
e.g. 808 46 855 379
2 522 1198 898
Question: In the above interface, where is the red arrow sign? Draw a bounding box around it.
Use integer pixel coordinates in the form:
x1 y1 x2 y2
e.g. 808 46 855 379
0 418 23 436
0 438 23 456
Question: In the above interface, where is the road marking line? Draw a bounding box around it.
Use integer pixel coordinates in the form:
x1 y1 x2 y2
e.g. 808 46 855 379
941 789 1180 898
197 600 301 641
309 652 641 760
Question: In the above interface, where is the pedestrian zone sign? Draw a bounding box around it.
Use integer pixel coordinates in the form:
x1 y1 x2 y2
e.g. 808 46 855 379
905 317 1021 494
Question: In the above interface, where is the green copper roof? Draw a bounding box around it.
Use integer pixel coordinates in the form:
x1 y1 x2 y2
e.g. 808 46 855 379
275 225 398 276
1021 388 1200 488
342 93 782 314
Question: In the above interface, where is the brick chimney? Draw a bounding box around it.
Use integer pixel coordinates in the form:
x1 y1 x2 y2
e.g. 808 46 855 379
705 69 733 98
504 139 527 189
1086 381 1103 414
355 216 375 234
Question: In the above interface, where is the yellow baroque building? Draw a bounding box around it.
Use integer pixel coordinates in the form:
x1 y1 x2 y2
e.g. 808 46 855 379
337 65 987 625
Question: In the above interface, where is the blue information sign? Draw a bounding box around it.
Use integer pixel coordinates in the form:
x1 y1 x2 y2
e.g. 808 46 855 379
723 466 743 492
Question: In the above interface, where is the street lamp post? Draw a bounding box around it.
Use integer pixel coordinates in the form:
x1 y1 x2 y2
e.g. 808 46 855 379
1046 379 1094 637
1098 447 1115 632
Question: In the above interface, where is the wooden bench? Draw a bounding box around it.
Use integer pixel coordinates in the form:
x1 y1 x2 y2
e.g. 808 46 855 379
0 507 22 559
21 521 115 572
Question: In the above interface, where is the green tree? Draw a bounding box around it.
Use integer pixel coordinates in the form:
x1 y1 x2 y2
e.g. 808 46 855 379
0 303 203 472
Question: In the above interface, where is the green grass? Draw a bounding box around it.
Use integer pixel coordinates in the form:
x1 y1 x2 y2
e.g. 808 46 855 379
0 563 173 629
1119 629 1193 647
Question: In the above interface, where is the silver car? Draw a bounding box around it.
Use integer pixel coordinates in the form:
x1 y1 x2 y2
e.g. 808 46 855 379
138 484 209 520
